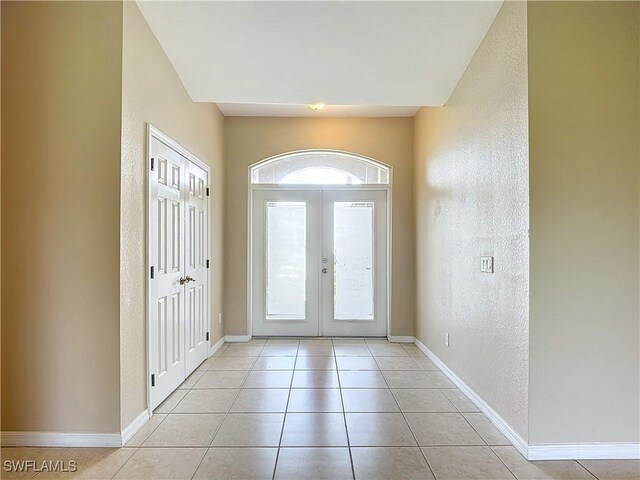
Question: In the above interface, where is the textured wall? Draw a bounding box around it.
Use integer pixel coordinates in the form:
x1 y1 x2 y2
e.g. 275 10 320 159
1 1 123 432
224 117 415 337
413 1 529 440
120 2 225 429
528 1 640 444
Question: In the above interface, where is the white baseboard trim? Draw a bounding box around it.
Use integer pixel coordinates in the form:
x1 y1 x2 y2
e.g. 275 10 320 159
209 336 226 356
120 409 150 446
413 337 529 458
388 335 414 343
225 334 252 343
529 443 640 460
1 431 122 447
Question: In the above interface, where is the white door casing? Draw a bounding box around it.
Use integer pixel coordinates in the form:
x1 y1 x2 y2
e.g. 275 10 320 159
148 126 210 410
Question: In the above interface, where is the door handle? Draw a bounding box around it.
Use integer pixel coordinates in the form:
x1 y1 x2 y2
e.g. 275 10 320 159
179 276 196 285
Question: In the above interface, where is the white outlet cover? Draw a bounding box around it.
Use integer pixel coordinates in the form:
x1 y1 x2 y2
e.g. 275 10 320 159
480 255 494 273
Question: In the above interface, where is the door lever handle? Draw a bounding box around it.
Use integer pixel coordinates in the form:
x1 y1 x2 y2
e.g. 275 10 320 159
180 275 196 285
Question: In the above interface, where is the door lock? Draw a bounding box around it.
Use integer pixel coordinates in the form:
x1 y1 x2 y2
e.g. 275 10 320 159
322 267 328 274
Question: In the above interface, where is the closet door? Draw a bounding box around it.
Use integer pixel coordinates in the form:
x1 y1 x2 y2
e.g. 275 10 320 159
149 137 187 409
184 161 209 374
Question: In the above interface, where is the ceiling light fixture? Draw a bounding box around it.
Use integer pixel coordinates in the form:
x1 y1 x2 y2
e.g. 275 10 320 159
308 103 325 111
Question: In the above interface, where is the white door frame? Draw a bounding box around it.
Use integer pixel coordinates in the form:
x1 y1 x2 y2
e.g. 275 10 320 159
146 124 212 412
247 151 393 339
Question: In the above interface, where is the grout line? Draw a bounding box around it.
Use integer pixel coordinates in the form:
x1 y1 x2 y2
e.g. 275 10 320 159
271 345 298 480
575 460 604 480
333 339 356 480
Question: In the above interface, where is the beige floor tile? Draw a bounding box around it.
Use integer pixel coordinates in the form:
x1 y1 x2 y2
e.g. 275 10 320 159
426 371 456 388
211 345 227 357
352 447 435 480
245 338 268 345
416 357 440 370
422 446 515 480
265 339 300 345
230 388 289 412
366 339 393 344
382 370 437 389
287 388 344 412
275 448 353 480
298 345 334 356
294 356 337 370
334 345 372 356
292 370 339 387
222 345 264 357
375 357 421 370
493 446 596 480
154 389 187 414
579 460 640 480
281 413 348 446
346 413 417 446
1 447 68 480
300 339 333 346
194 370 247 389
212 413 284 447
179 370 205 389
342 388 400 412
124 414 167 446
402 345 427 358
243 370 293 388
336 356 379 370
252 356 296 370
369 344 410 357
406 413 484 446
172 389 237 413
114 447 206 479
393 389 457 412
202 356 256 371
261 345 298 356
142 414 223 447
31 448 136 480
333 338 366 345
193 447 277 480
463 413 511 445
339 370 388 388
443 389 480 412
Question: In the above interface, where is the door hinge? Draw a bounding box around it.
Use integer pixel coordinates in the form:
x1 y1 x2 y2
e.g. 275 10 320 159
151 374 155 387
206 260 210 269
206 187 210 197
150 266 155 279
206 332 210 341
150 158 155 171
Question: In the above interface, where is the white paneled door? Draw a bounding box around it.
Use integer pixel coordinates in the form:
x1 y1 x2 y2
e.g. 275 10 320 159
251 189 387 337
148 128 210 409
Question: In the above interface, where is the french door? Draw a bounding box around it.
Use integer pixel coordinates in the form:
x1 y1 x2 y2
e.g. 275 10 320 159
251 189 388 337
148 129 209 409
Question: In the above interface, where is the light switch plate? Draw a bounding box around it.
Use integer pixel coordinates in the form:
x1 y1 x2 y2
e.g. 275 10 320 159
480 255 494 273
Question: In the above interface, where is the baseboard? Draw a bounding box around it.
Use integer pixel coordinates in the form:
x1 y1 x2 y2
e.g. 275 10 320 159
388 335 414 343
1 431 122 447
120 409 150 446
528 443 640 460
225 334 252 342
413 337 529 458
209 335 226 356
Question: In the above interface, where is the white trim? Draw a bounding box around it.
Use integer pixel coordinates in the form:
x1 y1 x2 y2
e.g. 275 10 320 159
225 334 252 343
413 337 640 461
388 335 414 343
1 432 122 448
120 410 150 446
209 336 226 355
529 443 640 461
413 337 529 458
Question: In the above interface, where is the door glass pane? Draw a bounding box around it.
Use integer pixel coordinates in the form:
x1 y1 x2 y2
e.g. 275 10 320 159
334 202 374 320
266 202 306 319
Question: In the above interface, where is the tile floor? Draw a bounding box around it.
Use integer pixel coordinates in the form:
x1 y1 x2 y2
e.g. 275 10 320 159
2 338 639 479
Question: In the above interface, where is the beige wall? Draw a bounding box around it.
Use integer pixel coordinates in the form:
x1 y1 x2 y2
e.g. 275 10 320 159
224 117 414 337
1 1 123 432
120 2 225 428
528 1 640 444
413 1 530 440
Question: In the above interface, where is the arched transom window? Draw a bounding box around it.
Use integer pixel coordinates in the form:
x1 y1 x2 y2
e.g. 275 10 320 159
250 151 390 185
